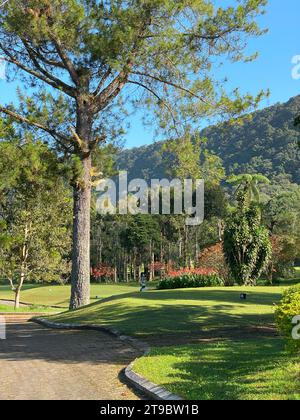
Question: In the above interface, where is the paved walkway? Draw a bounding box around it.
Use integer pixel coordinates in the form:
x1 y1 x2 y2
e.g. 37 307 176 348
0 315 141 400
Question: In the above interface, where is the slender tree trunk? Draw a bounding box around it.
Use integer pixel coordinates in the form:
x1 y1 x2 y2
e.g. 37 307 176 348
70 105 93 310
15 223 29 310
14 273 24 310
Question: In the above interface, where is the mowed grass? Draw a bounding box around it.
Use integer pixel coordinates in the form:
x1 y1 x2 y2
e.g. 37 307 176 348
44 283 299 400
0 283 140 308
134 338 300 400
50 285 288 339
0 304 56 313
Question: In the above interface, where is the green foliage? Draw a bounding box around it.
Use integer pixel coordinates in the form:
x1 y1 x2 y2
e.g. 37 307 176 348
120 214 161 255
223 197 272 285
0 139 72 287
275 286 300 353
118 96 300 183
228 173 270 203
0 0 269 148
162 134 225 186
157 274 224 290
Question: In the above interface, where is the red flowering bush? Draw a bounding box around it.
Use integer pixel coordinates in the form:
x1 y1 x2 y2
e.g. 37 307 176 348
198 243 231 284
167 267 217 278
92 265 115 281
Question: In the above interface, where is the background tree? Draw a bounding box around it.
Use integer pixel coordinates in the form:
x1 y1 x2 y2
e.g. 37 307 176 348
223 190 272 285
0 138 72 308
228 173 270 203
0 0 267 307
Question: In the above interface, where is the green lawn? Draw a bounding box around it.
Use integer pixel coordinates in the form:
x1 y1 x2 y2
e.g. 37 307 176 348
51 285 288 339
6 282 298 400
134 338 300 400
0 304 56 313
0 283 140 308
50 284 300 400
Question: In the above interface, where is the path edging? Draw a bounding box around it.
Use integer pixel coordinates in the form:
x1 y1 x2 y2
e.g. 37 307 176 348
31 317 182 401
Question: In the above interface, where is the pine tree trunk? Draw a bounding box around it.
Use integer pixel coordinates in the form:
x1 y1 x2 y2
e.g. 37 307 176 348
70 155 92 309
69 105 93 310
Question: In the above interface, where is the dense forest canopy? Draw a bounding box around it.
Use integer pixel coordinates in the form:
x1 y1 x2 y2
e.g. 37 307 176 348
118 95 300 183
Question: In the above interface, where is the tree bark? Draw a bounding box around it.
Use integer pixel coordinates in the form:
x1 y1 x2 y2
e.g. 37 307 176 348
15 223 29 310
70 155 92 309
14 282 22 310
69 104 93 310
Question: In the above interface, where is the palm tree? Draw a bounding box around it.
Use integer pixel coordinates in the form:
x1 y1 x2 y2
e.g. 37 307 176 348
228 173 270 203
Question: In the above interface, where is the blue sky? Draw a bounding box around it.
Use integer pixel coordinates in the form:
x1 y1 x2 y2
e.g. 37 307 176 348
0 0 299 149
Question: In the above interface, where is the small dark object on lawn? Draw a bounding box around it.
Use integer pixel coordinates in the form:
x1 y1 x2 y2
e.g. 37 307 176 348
240 293 247 300
96 296 101 299
140 273 147 292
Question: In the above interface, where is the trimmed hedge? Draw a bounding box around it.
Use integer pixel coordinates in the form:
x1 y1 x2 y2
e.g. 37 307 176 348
157 274 224 290
275 285 300 353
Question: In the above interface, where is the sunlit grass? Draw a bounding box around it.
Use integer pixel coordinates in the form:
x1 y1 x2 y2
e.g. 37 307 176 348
50 285 292 338
0 283 140 308
134 338 300 400
0 304 56 313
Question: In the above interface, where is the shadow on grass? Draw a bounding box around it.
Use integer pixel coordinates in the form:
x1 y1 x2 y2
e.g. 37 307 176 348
140 338 298 400
53 298 277 344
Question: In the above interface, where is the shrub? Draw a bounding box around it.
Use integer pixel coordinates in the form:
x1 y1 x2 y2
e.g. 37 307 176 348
167 268 217 278
198 243 232 285
157 273 224 290
223 202 272 286
275 285 300 353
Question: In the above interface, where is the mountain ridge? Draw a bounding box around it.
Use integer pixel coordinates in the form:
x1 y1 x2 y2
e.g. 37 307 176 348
117 95 300 183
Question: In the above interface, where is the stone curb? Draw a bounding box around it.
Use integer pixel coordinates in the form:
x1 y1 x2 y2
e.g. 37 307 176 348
31 317 182 401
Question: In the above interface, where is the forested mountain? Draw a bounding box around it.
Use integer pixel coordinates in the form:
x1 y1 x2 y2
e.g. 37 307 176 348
118 95 300 183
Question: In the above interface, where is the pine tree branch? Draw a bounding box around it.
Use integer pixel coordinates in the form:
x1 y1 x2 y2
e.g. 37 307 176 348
131 71 210 105
49 34 79 86
128 80 179 135
94 63 133 112
0 105 72 152
0 43 76 97
93 68 112 97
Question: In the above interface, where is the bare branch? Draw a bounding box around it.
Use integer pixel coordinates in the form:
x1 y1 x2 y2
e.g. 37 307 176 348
128 80 179 135
132 71 210 105
21 39 77 97
93 68 112 97
49 34 79 86
93 63 132 113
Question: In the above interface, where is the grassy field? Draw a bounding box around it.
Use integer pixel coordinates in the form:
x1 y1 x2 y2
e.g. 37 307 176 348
0 304 57 313
134 338 300 400
50 283 300 400
0 283 140 308
51 285 287 339
2 281 298 399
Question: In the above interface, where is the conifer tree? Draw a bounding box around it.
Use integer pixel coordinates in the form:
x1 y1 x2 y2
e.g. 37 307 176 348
0 0 267 308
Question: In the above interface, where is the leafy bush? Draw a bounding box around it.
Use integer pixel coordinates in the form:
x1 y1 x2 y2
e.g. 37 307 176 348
224 200 272 286
157 273 224 290
275 285 300 353
167 268 217 278
198 243 232 285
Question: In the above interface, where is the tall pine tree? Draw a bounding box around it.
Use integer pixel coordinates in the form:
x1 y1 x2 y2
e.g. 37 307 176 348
0 0 267 308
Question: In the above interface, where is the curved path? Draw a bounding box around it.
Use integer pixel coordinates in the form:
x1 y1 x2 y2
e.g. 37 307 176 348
0 315 141 400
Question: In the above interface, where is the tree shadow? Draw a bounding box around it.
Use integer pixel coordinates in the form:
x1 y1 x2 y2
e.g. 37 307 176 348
53 298 277 346
143 338 296 400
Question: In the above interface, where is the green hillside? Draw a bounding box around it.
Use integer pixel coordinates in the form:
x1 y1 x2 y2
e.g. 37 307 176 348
118 96 300 182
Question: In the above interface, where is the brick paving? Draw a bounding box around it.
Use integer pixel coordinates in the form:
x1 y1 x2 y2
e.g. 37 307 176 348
0 315 140 400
